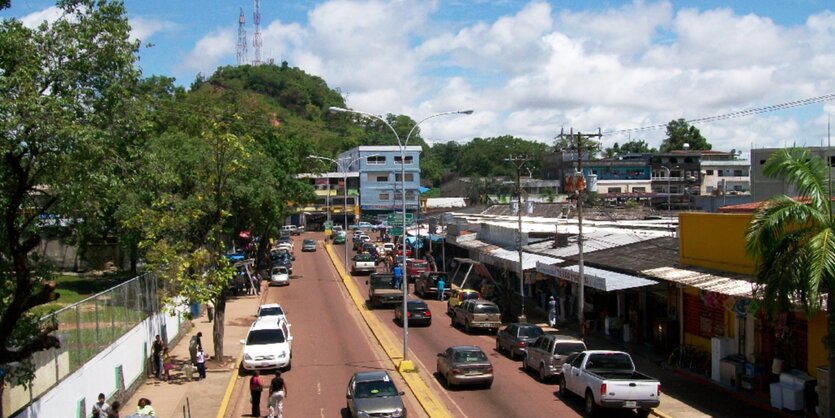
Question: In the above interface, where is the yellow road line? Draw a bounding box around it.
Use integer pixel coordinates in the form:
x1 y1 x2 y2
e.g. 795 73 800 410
324 243 451 418
216 351 244 418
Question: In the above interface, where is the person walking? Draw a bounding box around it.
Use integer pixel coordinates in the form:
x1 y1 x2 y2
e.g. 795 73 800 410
207 299 215 322
152 335 163 379
392 264 403 290
437 276 446 301
91 393 111 418
547 296 557 328
250 371 264 417
196 347 207 379
268 372 287 418
162 347 173 381
188 332 203 366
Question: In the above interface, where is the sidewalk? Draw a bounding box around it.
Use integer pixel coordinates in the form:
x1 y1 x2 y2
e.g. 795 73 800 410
124 288 265 418
527 307 797 418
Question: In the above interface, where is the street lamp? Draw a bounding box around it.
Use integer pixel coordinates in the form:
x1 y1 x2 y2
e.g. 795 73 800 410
329 106 473 369
307 154 380 272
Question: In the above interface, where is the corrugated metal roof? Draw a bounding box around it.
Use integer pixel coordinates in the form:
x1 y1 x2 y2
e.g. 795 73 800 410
426 197 467 209
524 228 668 258
484 248 563 271
641 266 754 298
537 263 658 291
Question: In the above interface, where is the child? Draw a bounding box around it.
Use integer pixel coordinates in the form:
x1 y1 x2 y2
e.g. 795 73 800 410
162 347 173 381
196 347 206 379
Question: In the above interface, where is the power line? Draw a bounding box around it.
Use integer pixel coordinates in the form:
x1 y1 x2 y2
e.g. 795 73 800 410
603 93 835 136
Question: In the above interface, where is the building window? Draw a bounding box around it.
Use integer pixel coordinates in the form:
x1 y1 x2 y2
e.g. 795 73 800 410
394 155 414 164
734 169 744 176
394 192 402 200
705 170 714 175
406 190 416 200
379 193 389 200
717 170 724 177
633 187 646 193
607 187 622 193
706 186 714 193
368 174 389 182
395 173 414 182
367 155 386 165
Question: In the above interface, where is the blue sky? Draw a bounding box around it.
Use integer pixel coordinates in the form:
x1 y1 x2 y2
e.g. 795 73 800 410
4 0 835 155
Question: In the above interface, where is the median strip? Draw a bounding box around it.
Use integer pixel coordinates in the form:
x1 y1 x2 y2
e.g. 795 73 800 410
324 243 451 418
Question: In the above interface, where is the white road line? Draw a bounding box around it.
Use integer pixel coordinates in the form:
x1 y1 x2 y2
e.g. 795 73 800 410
317 381 321 395
320 407 325 418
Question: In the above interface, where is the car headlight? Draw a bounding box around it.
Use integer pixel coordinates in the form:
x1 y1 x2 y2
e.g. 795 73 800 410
278 351 286 358
244 353 252 361
393 407 404 417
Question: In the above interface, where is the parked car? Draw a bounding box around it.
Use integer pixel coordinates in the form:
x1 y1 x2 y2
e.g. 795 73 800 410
301 239 317 252
447 288 480 314
405 259 431 280
361 242 380 258
256 303 287 323
270 250 292 273
436 345 493 389
451 299 501 334
269 265 290 286
345 371 406 418
560 350 661 417
414 271 451 300
357 221 374 230
394 300 432 327
240 317 293 371
395 245 412 258
280 225 301 236
495 323 544 360
523 334 586 381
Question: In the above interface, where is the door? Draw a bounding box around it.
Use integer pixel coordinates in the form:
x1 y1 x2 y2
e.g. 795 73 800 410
437 349 451 375
501 325 517 351
567 352 586 394
526 337 545 368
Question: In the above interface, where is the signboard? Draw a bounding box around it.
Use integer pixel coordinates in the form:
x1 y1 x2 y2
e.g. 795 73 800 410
390 227 403 236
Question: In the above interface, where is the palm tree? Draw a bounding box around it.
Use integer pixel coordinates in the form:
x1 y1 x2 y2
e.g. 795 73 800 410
745 148 835 418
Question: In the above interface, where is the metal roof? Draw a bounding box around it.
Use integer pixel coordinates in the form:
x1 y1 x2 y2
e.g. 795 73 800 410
641 266 755 298
481 248 563 271
537 263 658 291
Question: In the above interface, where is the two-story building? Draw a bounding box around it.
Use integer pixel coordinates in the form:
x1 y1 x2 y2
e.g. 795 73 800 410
338 145 422 219
292 171 360 228
584 155 652 194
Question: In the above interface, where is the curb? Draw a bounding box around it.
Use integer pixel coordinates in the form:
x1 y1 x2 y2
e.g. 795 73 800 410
217 280 270 418
324 243 452 418
650 408 674 418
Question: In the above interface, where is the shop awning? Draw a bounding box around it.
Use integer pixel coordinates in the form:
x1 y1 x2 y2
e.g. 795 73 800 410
537 262 658 292
481 248 563 271
641 266 754 298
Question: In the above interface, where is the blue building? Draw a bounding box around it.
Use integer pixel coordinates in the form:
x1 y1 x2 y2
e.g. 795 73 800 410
338 145 422 218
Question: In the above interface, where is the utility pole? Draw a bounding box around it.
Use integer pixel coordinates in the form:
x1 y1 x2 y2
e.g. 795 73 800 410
556 128 601 338
505 155 531 322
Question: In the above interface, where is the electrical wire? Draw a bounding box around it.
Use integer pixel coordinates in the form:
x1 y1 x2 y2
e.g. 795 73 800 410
603 93 835 136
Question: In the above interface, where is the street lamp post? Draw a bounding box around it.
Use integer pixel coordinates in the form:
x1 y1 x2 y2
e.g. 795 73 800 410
330 106 473 369
307 154 378 272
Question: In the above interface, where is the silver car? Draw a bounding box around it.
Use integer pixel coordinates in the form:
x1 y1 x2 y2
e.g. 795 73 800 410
346 371 406 418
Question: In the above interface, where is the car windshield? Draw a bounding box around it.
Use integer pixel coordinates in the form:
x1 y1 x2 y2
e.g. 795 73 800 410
519 327 544 338
354 254 375 262
406 301 428 310
258 306 284 317
586 353 634 370
555 342 587 355
370 275 395 288
453 350 487 363
474 304 500 314
410 261 429 269
246 329 285 345
271 267 288 275
303 240 314 245
462 292 479 301
354 380 398 398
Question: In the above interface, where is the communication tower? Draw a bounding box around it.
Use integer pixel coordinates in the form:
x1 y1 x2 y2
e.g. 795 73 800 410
252 0 262 65
236 8 247 66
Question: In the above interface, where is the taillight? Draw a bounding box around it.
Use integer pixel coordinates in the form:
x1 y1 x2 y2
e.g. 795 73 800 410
451 368 463 375
600 383 607 397
657 383 662 396
484 366 493 374
515 341 526 348
424 311 431 316
407 312 412 318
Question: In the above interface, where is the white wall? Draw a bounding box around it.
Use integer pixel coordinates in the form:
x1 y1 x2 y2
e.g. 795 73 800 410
8 305 184 418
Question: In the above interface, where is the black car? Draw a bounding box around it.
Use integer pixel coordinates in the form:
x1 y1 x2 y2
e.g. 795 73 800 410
361 243 379 258
495 323 544 360
270 251 293 274
394 300 432 327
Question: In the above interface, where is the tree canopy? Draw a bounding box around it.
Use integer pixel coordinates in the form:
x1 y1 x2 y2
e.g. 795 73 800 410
659 119 711 152
604 139 656 158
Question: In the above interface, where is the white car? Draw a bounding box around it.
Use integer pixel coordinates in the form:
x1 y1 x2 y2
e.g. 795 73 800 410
256 303 288 323
241 317 293 371
382 243 395 254
270 266 290 286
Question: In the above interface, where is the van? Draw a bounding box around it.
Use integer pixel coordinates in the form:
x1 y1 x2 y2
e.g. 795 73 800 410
280 225 300 236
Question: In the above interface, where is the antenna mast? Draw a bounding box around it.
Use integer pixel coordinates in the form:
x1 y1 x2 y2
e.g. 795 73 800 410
252 0 262 65
236 8 248 66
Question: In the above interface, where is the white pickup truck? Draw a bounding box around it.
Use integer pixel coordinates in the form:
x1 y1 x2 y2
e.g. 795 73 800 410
351 253 377 275
560 350 660 417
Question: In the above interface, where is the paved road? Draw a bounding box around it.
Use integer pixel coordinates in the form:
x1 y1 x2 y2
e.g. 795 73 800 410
336 241 595 418
224 233 425 418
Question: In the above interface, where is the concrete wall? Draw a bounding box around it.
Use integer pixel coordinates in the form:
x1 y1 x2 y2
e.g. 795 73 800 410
679 212 755 275
35 239 128 271
5 304 185 418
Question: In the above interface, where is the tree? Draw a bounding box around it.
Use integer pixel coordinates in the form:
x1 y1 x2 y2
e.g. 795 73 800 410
605 139 656 157
659 119 711 152
0 0 139 401
745 148 835 417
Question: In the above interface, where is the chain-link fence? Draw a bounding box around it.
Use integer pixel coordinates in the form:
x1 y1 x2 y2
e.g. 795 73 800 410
45 272 159 372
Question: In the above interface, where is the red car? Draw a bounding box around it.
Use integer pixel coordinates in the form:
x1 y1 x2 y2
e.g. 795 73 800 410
395 245 412 258
406 259 431 278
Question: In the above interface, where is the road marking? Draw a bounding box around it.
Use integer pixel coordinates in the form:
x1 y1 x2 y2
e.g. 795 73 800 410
317 381 321 395
216 352 244 418
320 408 325 418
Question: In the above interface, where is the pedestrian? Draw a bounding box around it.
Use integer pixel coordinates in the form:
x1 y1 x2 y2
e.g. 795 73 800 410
250 371 264 417
196 347 206 379
91 393 111 418
547 296 557 327
162 347 173 381
268 372 287 418
207 299 215 322
135 398 155 416
107 401 121 418
437 276 446 301
189 332 202 365
392 264 402 289
152 335 163 379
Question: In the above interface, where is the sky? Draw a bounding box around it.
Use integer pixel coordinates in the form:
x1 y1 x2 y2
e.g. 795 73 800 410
4 0 835 157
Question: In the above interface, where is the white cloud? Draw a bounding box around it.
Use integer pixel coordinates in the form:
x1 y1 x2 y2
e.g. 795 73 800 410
20 6 63 28
130 17 178 43
177 27 236 76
